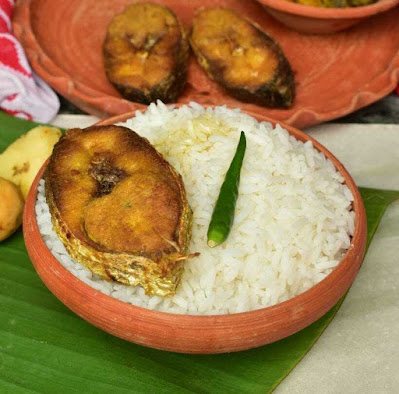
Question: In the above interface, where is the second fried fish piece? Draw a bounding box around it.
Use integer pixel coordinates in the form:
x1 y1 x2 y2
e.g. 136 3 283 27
190 8 295 108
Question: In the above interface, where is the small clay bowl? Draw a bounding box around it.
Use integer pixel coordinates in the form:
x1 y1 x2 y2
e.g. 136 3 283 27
256 0 399 34
23 108 367 354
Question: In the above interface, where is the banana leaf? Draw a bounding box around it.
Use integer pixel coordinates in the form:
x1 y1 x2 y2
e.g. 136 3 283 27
1 111 398 393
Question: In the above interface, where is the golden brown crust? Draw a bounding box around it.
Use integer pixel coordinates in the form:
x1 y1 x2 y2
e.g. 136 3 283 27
83 172 181 253
45 125 194 296
103 3 189 104
190 8 295 108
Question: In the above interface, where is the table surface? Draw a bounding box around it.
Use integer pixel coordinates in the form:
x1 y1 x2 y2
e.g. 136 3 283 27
50 112 399 394
278 123 399 394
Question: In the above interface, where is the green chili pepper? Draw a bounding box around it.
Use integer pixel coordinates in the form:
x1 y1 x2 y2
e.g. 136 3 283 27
207 131 246 248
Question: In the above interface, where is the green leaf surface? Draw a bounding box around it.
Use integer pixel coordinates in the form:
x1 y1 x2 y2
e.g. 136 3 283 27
1 111 398 393
0 112 41 149
359 187 399 248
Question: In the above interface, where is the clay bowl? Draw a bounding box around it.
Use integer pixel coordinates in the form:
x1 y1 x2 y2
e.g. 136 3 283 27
23 108 367 354
256 0 399 34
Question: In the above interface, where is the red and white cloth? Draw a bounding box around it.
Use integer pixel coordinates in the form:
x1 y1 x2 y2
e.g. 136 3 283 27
0 0 59 122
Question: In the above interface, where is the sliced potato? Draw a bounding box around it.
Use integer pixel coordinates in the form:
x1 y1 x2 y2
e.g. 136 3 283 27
103 3 189 104
0 126 61 199
190 8 295 108
0 178 24 241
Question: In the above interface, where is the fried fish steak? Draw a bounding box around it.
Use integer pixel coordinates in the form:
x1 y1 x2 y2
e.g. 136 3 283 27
103 3 189 104
45 125 195 297
190 8 295 108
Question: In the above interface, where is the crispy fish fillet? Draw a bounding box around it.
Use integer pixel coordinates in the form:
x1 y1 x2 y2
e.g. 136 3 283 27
45 125 195 296
190 8 295 108
103 3 189 104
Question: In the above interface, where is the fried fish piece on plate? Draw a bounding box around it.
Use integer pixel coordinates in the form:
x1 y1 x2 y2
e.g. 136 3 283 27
103 3 189 104
45 125 195 296
190 8 295 108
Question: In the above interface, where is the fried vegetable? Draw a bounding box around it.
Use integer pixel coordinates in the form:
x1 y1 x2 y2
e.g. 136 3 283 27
45 125 197 297
103 3 189 104
207 131 246 248
286 0 347 6
0 178 24 242
286 0 376 7
190 8 295 108
0 126 61 199
347 0 376 6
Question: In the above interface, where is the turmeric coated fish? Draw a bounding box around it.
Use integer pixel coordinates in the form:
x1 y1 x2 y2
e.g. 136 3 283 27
45 125 196 297
190 8 295 108
103 3 189 104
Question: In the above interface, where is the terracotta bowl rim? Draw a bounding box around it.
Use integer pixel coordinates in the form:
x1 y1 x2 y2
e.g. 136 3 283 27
256 0 399 19
23 106 367 324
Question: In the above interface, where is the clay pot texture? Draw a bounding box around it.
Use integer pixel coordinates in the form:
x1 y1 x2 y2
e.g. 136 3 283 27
23 109 367 354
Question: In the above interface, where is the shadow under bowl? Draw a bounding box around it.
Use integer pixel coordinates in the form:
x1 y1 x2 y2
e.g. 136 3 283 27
23 108 367 354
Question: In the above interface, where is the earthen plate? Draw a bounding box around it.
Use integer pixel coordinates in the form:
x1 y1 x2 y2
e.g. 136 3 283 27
13 0 399 127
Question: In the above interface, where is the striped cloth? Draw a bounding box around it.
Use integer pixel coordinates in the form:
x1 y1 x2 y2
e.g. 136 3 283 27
0 0 59 122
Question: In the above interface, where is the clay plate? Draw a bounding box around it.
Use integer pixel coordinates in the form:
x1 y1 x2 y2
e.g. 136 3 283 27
13 0 399 128
23 108 367 354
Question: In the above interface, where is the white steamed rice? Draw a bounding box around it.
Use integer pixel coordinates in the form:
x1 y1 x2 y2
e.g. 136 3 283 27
36 101 355 315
